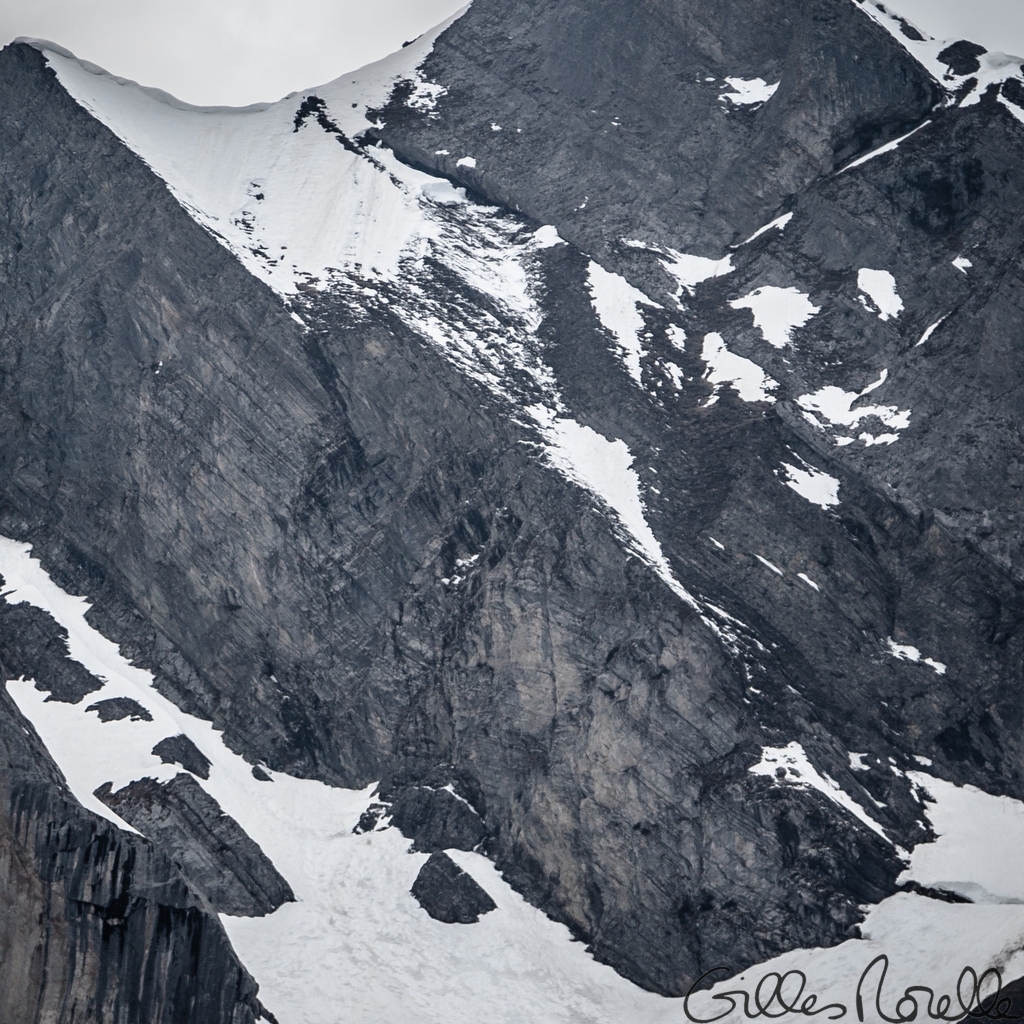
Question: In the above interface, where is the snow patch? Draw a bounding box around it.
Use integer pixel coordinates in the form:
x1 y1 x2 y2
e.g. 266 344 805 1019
739 212 793 246
797 572 821 592
663 361 684 389
456 156 477 168
749 741 890 841
916 314 948 347
849 752 871 771
885 638 947 675
528 408 698 611
729 286 820 348
858 269 904 321
406 72 447 112
586 261 655 385
778 461 840 509
701 332 778 404
719 77 780 106
953 256 973 273
797 369 911 442
623 239 733 300
859 431 901 446
839 120 932 173
532 224 564 248
755 554 784 577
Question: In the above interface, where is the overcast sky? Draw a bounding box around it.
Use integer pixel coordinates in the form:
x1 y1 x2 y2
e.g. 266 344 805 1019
0 0 467 106
1 0 1023 107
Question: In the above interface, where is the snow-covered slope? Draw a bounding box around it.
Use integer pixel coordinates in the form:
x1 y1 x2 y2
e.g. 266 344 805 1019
27 20 466 295
5 536 1024 1023
851 0 1024 124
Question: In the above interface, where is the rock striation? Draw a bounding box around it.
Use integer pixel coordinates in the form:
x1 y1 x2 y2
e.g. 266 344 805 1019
0 684 268 1023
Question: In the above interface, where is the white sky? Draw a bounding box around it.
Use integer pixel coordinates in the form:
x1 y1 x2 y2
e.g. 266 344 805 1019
0 0 468 106
0 0 1022 107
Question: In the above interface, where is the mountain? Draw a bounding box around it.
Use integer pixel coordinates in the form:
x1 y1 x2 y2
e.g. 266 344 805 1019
1 1 1024 1020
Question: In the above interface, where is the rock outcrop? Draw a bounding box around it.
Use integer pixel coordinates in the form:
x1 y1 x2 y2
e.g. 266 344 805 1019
0 685 268 1024
374 0 940 259
410 851 497 924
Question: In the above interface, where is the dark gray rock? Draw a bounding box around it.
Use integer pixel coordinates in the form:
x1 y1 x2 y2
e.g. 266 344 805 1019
352 801 390 834
388 783 487 853
86 697 153 722
937 40 988 76
152 734 212 780
373 0 940 266
411 851 497 924
95 773 294 917
999 974 1024 1017
0 686 268 1024
0 595 103 703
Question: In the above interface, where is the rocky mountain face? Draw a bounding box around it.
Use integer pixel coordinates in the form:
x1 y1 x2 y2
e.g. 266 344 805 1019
1 0 1023 1020
374 0 941 257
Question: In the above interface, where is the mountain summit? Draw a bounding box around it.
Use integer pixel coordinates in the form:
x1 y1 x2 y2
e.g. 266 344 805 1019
2 2 1024 1021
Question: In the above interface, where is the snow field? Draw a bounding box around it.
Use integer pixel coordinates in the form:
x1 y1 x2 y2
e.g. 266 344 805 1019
4 535 1024 1021
902 772 1024 904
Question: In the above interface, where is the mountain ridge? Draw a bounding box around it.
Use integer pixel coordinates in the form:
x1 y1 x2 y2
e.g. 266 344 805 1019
2 1 1024 1019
